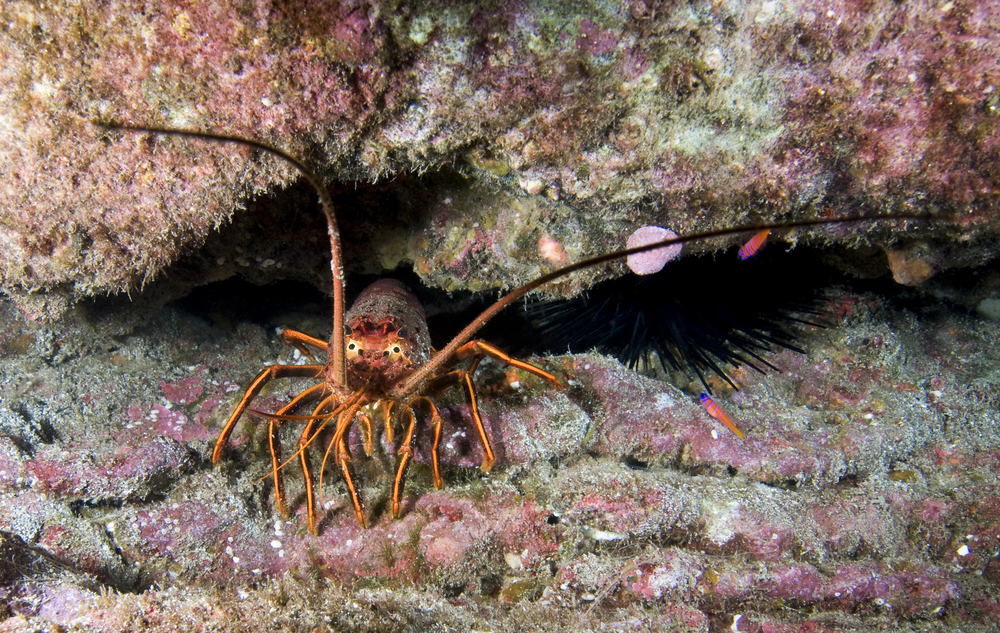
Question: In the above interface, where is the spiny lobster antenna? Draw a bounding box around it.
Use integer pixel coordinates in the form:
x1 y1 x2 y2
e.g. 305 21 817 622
96 121 347 388
394 212 937 397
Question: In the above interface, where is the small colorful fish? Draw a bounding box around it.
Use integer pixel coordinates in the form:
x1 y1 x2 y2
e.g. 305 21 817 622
738 229 770 260
699 392 746 439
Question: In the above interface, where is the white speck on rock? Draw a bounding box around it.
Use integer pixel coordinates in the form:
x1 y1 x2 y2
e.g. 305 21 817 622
654 393 675 411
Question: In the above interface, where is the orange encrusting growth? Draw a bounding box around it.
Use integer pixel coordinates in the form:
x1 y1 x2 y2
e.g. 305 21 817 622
699 392 746 439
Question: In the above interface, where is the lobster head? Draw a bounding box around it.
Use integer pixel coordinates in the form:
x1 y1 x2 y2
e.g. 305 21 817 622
345 318 415 384
338 279 432 392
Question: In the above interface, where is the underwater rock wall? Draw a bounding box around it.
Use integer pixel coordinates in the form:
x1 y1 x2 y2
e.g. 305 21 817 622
2 2 1000 630
1 0 998 318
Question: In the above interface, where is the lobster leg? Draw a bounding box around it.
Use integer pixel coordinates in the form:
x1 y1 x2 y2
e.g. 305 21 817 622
408 397 445 490
390 405 418 518
381 401 396 446
451 340 562 388
212 364 325 464
335 432 366 528
384 398 448 518
321 395 370 528
297 394 338 534
282 329 330 362
268 418 282 511
357 412 375 456
459 366 495 472
268 382 329 516
431 340 562 472
426 367 496 472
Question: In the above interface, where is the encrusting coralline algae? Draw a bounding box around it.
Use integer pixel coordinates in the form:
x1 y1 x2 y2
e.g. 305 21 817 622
1 1 999 631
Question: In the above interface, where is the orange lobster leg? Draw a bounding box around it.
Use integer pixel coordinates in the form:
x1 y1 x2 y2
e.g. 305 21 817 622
296 394 338 534
357 412 375 457
268 382 329 516
451 340 562 388
427 367 496 472
335 432 366 528
390 406 418 518
281 328 330 362
409 397 445 490
386 397 445 518
298 391 369 533
460 365 495 472
318 394 369 529
381 400 396 446
212 364 325 464
429 341 560 474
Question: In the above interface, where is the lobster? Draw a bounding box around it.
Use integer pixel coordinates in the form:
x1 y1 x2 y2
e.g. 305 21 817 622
100 122 932 533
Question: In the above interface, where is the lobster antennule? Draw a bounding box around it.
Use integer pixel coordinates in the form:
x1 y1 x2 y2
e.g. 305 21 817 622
94 120 349 390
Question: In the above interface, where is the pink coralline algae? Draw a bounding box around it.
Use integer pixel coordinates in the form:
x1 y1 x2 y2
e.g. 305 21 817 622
159 374 205 406
577 18 619 56
16 434 194 502
414 496 492 567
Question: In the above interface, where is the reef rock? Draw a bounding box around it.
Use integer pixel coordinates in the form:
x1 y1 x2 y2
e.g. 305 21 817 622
1 0 998 319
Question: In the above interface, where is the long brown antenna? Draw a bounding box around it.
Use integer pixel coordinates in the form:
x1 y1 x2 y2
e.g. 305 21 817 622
97 122 347 388
393 213 935 397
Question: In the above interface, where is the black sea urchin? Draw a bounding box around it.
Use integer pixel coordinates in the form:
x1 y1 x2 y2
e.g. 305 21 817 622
524 245 830 393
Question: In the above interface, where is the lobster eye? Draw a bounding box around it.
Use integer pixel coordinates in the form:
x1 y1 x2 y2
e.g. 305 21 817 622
346 339 362 361
344 324 353 336
384 342 407 364
397 328 408 339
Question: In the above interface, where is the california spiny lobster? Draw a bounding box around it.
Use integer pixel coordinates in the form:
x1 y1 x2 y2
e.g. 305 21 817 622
101 122 932 533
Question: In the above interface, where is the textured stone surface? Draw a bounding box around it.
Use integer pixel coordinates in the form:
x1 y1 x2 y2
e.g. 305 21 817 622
1 261 999 630
2 1 1000 631
1 0 998 319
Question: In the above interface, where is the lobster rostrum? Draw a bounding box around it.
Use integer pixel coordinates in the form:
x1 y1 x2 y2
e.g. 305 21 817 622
101 122 933 533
